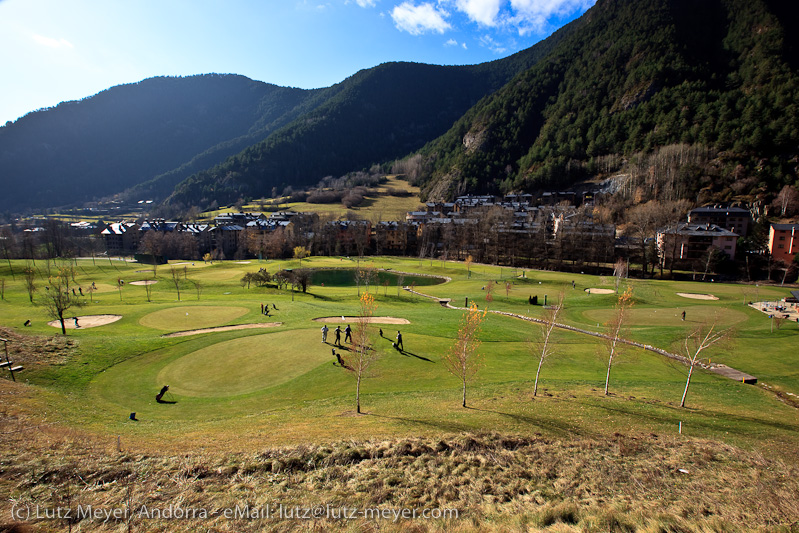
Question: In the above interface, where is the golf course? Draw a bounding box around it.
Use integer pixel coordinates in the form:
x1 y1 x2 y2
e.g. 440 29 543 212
1 256 798 531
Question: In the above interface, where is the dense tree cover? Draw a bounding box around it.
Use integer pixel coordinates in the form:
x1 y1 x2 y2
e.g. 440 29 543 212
0 74 316 212
165 23 582 209
417 0 799 202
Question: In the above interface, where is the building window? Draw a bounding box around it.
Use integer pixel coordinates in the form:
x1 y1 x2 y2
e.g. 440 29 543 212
778 244 784 249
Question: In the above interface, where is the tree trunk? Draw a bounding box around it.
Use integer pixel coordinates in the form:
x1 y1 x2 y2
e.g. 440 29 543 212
356 374 361 414
462 379 467 408
604 353 613 395
680 363 695 407
533 355 545 397
59 313 66 335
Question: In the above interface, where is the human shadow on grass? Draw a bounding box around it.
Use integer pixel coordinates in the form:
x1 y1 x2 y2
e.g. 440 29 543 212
156 399 177 404
399 350 434 363
466 405 597 438
378 335 434 362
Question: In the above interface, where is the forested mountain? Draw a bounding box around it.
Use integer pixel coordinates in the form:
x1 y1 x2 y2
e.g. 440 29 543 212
4 0 796 215
0 75 319 212
416 0 799 203
165 23 579 209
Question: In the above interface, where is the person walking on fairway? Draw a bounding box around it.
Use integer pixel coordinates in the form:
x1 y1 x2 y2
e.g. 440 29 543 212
396 330 403 351
334 326 342 346
344 324 352 343
74 316 80 328
321 324 329 343
681 310 686 321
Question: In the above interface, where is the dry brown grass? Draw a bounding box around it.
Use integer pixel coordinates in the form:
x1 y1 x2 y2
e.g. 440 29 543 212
0 327 77 368
2 397 799 533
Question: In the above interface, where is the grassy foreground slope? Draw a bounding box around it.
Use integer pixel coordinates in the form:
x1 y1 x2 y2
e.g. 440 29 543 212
0 257 797 531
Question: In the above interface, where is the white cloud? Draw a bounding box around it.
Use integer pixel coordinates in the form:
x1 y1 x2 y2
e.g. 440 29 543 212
445 38 458 46
355 0 377 6
32 34 74 49
510 0 595 34
479 34 506 53
454 0 501 26
462 42 468 49
391 2 451 35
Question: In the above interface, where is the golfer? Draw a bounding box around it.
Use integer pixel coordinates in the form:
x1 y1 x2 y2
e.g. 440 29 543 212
396 330 403 351
321 324 329 343
334 326 342 346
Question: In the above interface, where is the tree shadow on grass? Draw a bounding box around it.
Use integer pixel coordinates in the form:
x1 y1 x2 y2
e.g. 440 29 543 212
365 412 470 433
466 405 597 438
585 398 799 434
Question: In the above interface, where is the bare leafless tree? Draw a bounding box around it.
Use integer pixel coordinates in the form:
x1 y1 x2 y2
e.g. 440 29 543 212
23 263 37 303
532 291 564 397
443 303 487 407
39 273 83 335
679 318 732 408
603 287 633 395
341 292 380 414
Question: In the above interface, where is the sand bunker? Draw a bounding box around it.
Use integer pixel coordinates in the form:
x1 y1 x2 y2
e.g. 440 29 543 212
48 314 122 329
234 261 252 264
584 288 615 295
130 280 158 286
313 316 411 324
677 292 718 300
162 322 282 337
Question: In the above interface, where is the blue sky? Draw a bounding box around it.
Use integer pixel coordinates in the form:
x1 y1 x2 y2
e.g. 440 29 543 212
0 0 595 125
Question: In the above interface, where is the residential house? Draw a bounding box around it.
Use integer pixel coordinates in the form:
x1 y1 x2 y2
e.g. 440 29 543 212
687 206 751 236
768 223 799 264
657 223 738 261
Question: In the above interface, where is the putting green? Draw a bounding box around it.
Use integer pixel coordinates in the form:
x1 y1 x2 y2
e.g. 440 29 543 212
139 306 249 331
157 329 329 397
581 305 749 327
192 268 241 281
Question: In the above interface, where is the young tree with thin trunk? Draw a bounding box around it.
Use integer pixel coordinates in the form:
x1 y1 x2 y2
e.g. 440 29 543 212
144 278 154 302
396 274 404 297
679 318 731 408
170 267 182 301
603 287 633 395
532 291 564 397
613 258 628 293
343 291 380 414
465 255 473 278
24 265 37 303
293 245 309 266
190 279 203 301
116 277 124 301
443 303 487 407
40 273 83 335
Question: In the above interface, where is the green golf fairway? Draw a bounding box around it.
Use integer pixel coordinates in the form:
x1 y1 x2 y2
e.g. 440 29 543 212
580 305 749 327
139 306 250 331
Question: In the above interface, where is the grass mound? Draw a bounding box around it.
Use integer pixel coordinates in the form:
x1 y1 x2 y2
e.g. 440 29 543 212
157 329 329 397
139 306 249 331
3 429 798 532
0 327 77 367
